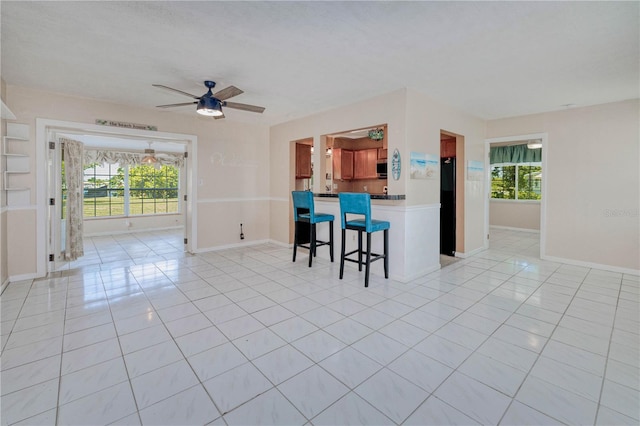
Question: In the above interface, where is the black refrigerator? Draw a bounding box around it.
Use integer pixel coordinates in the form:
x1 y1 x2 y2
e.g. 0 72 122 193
440 158 456 256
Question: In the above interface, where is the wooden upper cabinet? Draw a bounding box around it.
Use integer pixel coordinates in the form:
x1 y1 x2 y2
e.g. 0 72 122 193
295 143 312 178
342 150 354 180
378 148 388 160
354 149 377 179
441 139 456 158
333 148 353 180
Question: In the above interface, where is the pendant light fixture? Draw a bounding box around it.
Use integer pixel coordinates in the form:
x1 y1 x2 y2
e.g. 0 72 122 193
142 142 157 164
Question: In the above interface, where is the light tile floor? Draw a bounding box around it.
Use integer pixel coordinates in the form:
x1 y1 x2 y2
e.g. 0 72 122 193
55 229 185 272
1 228 638 425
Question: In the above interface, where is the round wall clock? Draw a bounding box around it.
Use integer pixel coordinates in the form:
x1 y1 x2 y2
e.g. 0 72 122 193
391 148 401 180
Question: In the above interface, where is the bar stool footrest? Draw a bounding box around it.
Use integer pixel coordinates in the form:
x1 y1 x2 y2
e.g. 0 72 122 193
342 252 386 265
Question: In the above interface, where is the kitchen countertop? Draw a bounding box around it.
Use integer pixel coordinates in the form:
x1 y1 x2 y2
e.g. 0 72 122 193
314 193 406 200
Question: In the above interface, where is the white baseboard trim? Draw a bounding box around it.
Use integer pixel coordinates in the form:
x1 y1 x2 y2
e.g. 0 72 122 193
267 239 291 248
541 254 639 276
455 246 487 259
1 277 10 294
490 225 540 233
7 272 38 283
398 263 441 282
85 226 183 238
193 239 272 253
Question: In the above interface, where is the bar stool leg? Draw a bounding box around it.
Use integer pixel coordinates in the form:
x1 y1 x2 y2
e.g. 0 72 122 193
339 229 346 279
293 221 298 262
357 230 363 272
384 229 389 279
329 221 334 262
309 223 316 267
364 232 372 287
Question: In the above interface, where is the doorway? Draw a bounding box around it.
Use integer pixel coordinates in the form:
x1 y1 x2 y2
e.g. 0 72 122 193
484 133 548 258
35 119 198 277
47 132 190 272
440 131 464 259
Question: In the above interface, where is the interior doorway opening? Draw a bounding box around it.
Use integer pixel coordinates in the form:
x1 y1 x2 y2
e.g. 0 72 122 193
440 130 465 260
36 119 197 277
484 133 547 258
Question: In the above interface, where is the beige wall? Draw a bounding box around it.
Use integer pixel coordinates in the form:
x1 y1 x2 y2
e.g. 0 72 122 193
1 78 8 285
269 88 489 257
7 209 36 277
404 90 487 253
488 99 639 271
270 89 408 244
490 201 540 230
0 210 6 285
270 89 406 243
5 84 270 278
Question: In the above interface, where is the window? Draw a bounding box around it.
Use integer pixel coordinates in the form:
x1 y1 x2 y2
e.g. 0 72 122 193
83 162 125 217
129 165 179 215
491 163 542 200
81 162 180 218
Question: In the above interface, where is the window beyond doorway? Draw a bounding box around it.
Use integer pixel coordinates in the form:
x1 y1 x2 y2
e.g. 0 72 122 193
63 162 180 218
491 163 542 200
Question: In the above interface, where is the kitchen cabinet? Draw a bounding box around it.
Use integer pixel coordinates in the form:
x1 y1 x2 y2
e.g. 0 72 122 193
441 139 456 158
332 148 353 180
378 148 388 160
295 143 312 178
354 148 378 179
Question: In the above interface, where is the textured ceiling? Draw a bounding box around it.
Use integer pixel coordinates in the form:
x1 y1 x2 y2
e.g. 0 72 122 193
2 1 638 125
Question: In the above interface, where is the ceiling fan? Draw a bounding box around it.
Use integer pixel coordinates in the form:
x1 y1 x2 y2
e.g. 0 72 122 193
153 80 265 118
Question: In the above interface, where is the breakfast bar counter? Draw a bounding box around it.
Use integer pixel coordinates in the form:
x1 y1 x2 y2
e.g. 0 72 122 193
307 192 440 282
314 193 406 201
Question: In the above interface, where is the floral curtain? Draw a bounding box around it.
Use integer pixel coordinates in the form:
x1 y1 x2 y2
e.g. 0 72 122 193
61 138 84 261
85 149 184 167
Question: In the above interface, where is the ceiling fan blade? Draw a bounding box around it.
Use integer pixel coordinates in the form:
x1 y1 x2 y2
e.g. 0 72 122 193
214 113 225 120
156 102 197 108
213 85 243 101
152 84 200 99
224 101 265 113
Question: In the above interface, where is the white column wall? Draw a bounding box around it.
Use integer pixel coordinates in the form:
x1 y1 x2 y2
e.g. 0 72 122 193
312 200 439 282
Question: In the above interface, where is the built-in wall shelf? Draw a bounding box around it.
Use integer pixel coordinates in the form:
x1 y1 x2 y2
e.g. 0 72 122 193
4 171 30 190
3 123 30 205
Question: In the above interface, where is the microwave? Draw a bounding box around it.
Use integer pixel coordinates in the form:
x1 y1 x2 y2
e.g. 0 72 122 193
376 162 387 179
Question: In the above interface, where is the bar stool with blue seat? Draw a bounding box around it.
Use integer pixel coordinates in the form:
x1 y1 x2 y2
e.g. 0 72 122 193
292 191 335 267
338 192 390 287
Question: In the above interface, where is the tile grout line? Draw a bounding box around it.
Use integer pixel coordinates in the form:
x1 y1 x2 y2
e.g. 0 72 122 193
593 271 624 423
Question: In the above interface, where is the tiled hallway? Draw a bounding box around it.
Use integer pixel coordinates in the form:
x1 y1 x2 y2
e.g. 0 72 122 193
1 229 638 425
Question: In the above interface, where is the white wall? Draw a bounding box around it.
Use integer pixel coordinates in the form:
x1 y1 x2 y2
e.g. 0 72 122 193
5 84 270 278
487 99 639 272
84 214 183 236
490 201 540 230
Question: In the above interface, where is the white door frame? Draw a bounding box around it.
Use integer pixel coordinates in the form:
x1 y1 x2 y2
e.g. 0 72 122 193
484 133 548 259
36 118 198 277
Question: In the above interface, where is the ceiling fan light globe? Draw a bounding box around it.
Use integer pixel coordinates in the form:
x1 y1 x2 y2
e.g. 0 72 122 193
197 97 223 117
